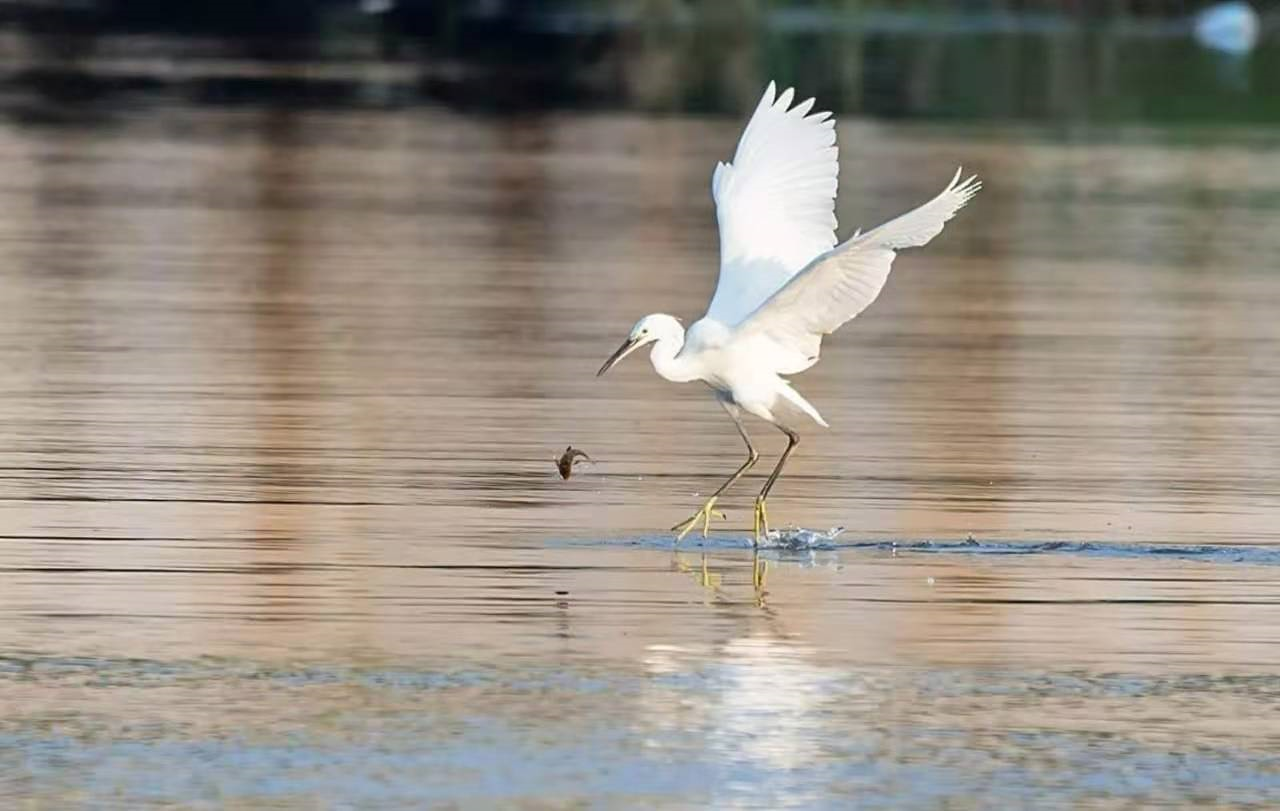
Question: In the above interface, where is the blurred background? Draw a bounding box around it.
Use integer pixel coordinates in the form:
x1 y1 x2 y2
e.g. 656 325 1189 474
4 0 1277 118
2 1 1280 808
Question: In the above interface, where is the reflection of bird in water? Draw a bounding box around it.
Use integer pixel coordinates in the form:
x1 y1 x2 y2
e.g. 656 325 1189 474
673 551 722 591
555 446 591 479
672 551 770 602
597 82 979 545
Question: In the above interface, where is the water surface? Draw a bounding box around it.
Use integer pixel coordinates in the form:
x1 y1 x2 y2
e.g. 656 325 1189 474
1 99 1279 807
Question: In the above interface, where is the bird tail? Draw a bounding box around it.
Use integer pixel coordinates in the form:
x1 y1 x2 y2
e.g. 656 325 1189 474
778 381 828 428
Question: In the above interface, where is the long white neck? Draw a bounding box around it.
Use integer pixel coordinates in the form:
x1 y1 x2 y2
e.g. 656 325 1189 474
649 330 699 383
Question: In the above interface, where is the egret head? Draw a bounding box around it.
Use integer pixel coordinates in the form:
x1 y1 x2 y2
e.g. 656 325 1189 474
597 314 682 376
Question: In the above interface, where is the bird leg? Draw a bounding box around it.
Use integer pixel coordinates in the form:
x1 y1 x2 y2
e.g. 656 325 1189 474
671 404 758 543
671 496 727 541
753 497 769 542
753 427 799 547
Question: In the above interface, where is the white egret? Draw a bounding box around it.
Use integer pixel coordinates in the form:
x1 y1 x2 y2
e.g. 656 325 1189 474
598 82 980 545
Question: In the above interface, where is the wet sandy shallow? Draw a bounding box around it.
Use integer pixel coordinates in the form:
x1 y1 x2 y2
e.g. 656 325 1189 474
0 101 1279 807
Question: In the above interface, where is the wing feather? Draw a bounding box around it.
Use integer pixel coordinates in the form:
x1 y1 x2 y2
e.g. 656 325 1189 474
734 170 981 372
703 82 839 326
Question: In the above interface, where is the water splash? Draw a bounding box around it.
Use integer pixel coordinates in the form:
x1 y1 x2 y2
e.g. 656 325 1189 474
758 526 846 551
568 534 1280 565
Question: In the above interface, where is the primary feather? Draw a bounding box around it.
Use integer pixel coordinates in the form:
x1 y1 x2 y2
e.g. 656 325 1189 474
734 169 982 373
704 81 839 327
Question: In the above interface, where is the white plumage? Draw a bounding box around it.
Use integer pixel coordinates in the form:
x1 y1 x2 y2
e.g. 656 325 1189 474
707 83 839 326
598 81 980 544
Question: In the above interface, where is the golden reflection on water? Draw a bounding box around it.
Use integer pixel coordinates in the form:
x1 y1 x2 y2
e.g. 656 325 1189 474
0 102 1279 804
0 105 1277 647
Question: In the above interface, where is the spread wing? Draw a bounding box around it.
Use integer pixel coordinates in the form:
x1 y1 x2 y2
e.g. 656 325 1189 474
734 169 981 373
702 82 839 326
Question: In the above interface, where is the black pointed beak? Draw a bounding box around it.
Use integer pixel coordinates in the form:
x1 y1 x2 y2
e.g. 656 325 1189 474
597 337 640 377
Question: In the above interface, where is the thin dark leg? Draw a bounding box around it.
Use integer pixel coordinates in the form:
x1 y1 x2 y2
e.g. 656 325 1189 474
753 427 799 545
710 409 759 498
760 427 799 501
671 404 759 539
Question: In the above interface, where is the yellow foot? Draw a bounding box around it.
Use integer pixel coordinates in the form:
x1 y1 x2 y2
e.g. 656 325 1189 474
752 497 770 546
671 497 727 542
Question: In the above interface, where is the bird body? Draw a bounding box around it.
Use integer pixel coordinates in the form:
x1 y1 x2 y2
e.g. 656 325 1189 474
632 314 824 430
598 81 979 544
